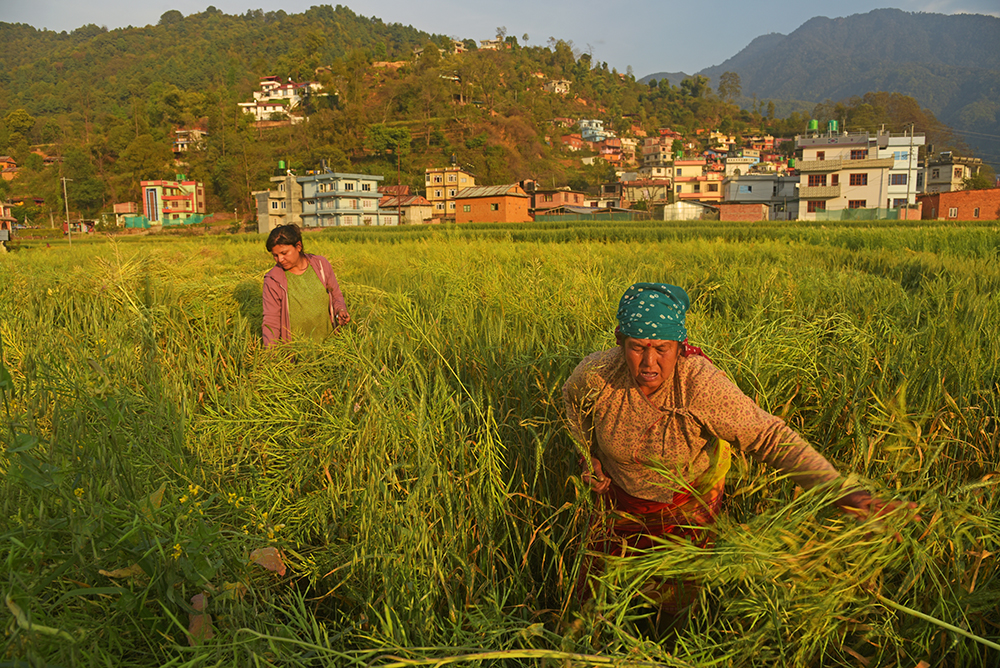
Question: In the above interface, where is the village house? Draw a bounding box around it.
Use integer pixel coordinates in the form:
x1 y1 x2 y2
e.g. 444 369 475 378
238 76 322 123
722 173 800 220
0 156 16 181
637 164 672 180
794 124 895 220
918 188 1000 221
424 166 476 219
173 127 208 155
673 158 723 203
379 194 433 225
0 201 15 240
543 80 572 95
561 134 585 151
141 175 206 225
924 152 983 194
579 119 615 143
454 184 531 223
620 178 672 208
528 187 588 214
297 171 396 227
254 162 304 233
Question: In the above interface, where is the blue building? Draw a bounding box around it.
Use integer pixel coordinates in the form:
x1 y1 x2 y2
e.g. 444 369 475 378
297 172 398 227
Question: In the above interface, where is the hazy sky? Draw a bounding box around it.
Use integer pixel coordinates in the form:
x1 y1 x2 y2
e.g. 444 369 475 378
3 0 998 76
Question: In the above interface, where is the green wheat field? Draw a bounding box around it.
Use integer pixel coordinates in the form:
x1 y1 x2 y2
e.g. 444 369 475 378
2 220 999 666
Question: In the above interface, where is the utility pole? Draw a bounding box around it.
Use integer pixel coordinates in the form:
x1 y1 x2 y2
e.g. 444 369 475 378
61 177 73 246
905 124 914 219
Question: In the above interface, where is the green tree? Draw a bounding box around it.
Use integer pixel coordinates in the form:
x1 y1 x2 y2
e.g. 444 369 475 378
717 72 741 102
680 75 709 98
4 109 36 137
962 166 996 190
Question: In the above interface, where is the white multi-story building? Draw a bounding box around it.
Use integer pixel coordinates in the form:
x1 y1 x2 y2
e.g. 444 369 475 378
795 126 895 220
239 76 323 122
875 129 925 207
297 172 398 227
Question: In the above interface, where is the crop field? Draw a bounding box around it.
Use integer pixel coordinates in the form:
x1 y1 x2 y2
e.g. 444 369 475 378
1 220 999 667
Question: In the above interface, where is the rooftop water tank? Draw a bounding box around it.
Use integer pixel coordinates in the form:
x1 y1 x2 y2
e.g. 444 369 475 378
808 119 819 132
828 120 839 134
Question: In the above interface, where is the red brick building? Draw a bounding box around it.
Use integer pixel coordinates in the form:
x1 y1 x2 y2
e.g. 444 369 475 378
917 188 1000 220
455 184 531 223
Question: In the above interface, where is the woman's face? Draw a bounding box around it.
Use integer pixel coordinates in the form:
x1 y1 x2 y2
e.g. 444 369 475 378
271 242 303 271
622 337 680 397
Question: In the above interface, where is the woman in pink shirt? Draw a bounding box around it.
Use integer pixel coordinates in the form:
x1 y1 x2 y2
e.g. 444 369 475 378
262 224 350 346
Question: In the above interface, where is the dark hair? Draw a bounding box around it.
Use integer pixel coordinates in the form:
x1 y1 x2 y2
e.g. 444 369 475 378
266 224 304 252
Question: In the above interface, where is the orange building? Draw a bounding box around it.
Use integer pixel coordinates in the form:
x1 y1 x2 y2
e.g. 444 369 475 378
455 184 531 223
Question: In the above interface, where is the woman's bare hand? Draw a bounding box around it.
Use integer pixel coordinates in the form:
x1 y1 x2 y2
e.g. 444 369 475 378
582 456 611 494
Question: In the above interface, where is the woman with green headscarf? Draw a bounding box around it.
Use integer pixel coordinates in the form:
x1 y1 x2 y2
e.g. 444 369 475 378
563 282 888 610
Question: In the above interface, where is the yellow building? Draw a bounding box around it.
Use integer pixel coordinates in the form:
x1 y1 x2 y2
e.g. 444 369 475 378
424 167 476 219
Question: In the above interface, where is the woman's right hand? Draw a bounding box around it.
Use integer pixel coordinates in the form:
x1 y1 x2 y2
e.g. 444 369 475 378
582 456 611 494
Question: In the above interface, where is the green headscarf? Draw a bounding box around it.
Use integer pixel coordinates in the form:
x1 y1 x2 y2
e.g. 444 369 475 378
616 283 689 341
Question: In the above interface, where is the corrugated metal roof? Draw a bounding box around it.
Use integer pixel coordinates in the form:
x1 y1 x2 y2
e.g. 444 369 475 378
455 184 528 199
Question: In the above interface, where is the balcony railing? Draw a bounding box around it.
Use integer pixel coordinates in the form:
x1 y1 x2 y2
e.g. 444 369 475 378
799 185 841 199
798 157 895 172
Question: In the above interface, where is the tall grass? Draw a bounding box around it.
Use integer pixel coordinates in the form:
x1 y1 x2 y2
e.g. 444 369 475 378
1 223 998 666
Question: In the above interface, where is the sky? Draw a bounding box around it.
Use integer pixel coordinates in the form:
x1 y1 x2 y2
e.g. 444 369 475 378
2 0 998 77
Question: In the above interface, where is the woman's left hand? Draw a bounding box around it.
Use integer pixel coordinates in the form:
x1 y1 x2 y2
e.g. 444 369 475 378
336 309 351 326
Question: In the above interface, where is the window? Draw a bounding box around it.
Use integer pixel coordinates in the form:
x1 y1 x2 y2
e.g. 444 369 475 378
893 151 909 161
676 185 682 193
816 151 825 161
435 203 444 210
281 201 286 209
931 169 940 179
447 174 456 182
831 174 840 186
279 183 285 192
435 190 442 197
676 168 682 176
448 202 455 210
693 184 700 193
490 203 499 211
362 183 371 191
271 201 278 209
850 149 867 160
974 208 980 218
848 200 866 209
463 205 471 212
849 173 868 186
434 175 443 183
954 168 963 179
318 183 326 192
708 183 719 192
448 189 456 197
890 174 908 186
363 216 373 225
544 194 553 202
808 175 827 187
892 198 907 207
948 207 958 218
344 183 355 191
807 201 825 212
738 185 753 194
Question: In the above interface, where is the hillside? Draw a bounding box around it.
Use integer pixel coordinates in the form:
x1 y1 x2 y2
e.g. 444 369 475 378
0 5 975 223
687 9 999 168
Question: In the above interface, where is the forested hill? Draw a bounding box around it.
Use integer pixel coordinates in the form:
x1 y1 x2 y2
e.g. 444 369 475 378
0 6 970 222
0 6 436 97
686 9 1000 166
